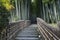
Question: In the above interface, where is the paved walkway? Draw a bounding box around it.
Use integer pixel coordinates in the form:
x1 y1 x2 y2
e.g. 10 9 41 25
15 24 39 40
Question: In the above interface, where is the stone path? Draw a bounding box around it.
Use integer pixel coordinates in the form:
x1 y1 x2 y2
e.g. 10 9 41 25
15 24 39 40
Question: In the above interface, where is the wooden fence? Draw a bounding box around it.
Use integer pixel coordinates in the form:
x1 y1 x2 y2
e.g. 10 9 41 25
0 20 30 40
37 18 60 40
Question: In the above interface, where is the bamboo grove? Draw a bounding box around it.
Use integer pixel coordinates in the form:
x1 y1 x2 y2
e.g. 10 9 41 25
31 0 60 23
0 0 60 31
42 0 60 23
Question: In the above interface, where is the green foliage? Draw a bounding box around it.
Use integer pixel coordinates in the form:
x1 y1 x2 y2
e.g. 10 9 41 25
42 0 55 4
0 0 14 11
42 0 49 3
0 13 10 31
0 0 14 31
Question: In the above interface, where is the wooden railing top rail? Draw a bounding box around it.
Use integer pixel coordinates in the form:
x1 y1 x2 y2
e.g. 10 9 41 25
9 20 30 24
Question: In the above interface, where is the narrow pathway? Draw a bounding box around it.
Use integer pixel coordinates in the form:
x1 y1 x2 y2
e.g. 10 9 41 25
15 24 39 40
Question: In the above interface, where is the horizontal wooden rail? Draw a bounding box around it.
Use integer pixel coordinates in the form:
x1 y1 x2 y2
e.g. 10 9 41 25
37 18 60 40
0 20 30 40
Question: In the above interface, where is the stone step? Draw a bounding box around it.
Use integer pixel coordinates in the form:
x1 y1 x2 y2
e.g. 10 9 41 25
17 31 38 36
22 29 36 30
15 24 39 40
18 32 38 35
15 37 39 40
16 35 38 38
17 35 38 37
18 31 38 33
24 27 37 29
18 33 38 35
21 30 37 33
24 28 37 29
21 29 37 31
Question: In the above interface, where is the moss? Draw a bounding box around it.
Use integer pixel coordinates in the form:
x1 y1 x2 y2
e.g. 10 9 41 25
49 23 57 28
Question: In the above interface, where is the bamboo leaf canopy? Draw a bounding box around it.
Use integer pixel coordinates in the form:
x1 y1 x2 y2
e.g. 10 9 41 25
42 0 55 4
0 0 14 11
